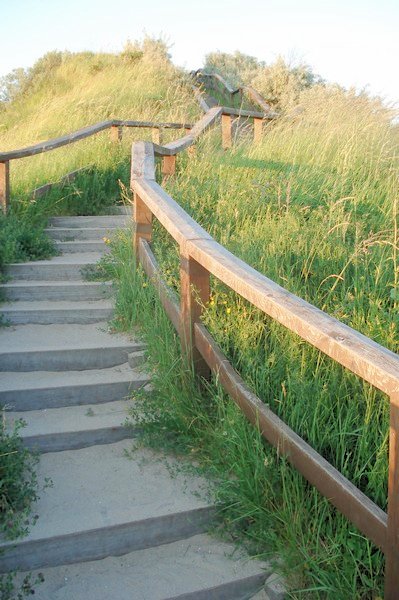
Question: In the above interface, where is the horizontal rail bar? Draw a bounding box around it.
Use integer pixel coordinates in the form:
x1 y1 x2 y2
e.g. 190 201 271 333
221 106 271 120
0 120 192 161
31 166 91 199
138 238 181 333
194 322 388 550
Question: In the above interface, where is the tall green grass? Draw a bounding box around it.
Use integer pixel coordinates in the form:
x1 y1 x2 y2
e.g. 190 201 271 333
102 84 398 598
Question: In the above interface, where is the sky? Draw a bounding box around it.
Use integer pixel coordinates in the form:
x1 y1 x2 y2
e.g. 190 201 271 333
0 0 398 104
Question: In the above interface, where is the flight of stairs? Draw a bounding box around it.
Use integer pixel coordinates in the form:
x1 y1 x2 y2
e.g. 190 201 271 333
0 208 273 599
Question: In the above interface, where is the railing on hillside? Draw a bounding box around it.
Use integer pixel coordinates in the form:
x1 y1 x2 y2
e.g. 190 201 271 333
192 70 279 117
0 119 192 212
130 107 399 599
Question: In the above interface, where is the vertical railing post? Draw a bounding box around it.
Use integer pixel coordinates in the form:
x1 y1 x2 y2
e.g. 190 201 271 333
385 394 399 599
0 161 10 213
185 128 195 156
151 128 162 145
180 250 210 379
110 125 122 143
162 155 176 177
254 117 263 143
133 193 152 260
131 141 155 262
222 114 232 150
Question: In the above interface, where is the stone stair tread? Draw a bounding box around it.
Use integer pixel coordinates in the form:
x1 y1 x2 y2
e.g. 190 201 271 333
15 534 269 600
0 362 138 393
48 216 131 228
7 399 133 438
54 240 110 253
0 280 111 288
0 442 215 571
6 251 103 267
0 322 135 353
1 299 114 324
45 227 123 241
1 299 113 310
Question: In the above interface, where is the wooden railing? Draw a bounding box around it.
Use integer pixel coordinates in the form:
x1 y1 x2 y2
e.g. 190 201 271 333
130 107 399 599
0 119 192 212
192 70 279 117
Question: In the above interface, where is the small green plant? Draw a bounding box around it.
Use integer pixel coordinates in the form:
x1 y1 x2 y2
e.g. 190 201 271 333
0 572 45 600
0 416 40 540
0 412 49 599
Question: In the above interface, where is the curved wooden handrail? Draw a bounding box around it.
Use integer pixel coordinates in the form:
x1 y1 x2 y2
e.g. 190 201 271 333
0 119 192 162
193 70 278 117
130 137 399 597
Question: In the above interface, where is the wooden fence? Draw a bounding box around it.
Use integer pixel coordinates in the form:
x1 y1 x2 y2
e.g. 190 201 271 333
130 107 399 599
0 119 192 212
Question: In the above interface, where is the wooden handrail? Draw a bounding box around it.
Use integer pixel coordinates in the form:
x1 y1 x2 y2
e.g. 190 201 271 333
0 119 192 162
130 134 399 598
193 70 278 117
0 118 192 213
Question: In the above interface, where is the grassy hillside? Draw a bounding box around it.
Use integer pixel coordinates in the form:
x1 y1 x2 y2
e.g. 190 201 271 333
0 44 199 270
101 83 398 598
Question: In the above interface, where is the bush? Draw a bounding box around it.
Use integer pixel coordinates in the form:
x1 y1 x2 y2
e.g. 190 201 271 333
0 212 55 277
204 51 322 112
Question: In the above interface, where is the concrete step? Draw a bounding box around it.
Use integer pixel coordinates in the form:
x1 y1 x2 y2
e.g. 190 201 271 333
6 252 103 281
0 280 112 301
48 215 131 228
54 240 110 253
7 399 140 452
0 442 215 572
14 534 269 600
0 322 144 371
1 299 114 324
0 359 147 411
45 227 122 241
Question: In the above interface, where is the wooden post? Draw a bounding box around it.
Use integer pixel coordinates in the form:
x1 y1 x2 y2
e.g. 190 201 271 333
254 117 263 143
151 128 162 145
185 128 195 156
221 114 232 150
0 161 10 213
180 251 210 379
110 125 122 142
162 155 176 177
133 192 152 259
385 395 399 599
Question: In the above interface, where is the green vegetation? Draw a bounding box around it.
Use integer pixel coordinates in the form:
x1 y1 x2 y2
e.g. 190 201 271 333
204 50 322 112
99 82 398 598
0 415 46 599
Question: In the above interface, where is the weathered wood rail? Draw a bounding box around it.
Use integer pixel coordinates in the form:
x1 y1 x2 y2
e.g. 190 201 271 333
0 119 191 212
130 110 399 599
192 70 279 118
